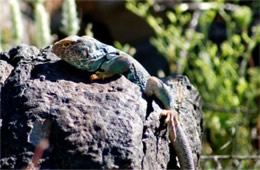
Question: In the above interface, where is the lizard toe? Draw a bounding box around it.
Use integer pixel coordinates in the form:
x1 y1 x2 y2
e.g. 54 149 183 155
160 109 179 141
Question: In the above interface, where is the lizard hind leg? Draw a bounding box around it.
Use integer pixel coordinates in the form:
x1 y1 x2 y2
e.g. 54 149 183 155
145 76 172 108
145 76 179 140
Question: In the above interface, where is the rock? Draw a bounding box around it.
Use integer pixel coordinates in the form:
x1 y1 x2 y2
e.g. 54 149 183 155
0 53 13 86
0 44 202 169
0 53 14 128
163 75 203 169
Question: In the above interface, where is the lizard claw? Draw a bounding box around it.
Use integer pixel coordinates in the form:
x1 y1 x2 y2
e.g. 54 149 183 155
160 109 179 141
90 74 99 82
90 71 113 82
90 71 105 82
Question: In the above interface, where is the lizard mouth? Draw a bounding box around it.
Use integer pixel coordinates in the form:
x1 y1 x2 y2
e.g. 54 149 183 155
52 44 60 57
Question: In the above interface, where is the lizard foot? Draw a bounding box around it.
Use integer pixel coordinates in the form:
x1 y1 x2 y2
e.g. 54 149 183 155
160 109 179 141
90 71 113 82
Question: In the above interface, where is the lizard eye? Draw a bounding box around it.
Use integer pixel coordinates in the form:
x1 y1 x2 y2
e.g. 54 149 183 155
62 42 71 48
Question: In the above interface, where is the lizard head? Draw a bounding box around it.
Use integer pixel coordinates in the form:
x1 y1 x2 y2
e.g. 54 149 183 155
52 35 110 72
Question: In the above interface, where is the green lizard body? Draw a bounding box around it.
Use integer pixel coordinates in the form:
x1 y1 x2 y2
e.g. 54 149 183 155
52 35 194 169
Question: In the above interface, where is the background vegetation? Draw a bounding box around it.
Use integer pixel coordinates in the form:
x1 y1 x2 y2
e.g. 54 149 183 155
124 0 260 168
1 0 259 169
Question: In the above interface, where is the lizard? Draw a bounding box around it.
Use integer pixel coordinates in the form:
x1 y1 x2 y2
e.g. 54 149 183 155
52 35 194 169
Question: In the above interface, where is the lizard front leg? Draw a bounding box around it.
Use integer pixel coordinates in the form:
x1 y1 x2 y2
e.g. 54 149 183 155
145 77 194 170
90 54 130 81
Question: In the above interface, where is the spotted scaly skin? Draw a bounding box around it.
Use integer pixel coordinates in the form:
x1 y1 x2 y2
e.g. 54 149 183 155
52 35 194 169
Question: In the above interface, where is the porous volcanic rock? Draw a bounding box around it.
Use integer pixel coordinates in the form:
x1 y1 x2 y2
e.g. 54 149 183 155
0 44 202 169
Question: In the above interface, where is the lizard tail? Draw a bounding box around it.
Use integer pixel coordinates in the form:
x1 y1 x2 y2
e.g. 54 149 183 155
168 122 195 170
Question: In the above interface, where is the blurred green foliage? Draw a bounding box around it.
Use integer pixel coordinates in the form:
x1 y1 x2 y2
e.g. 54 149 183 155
114 41 136 56
1 0 24 50
34 0 51 48
9 0 23 45
126 0 260 168
60 0 80 36
0 0 80 50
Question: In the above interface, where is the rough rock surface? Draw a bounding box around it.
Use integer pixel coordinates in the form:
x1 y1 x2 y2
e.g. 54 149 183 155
0 44 203 169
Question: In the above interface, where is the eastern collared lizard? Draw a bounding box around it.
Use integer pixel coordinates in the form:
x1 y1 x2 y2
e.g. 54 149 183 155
52 35 194 169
